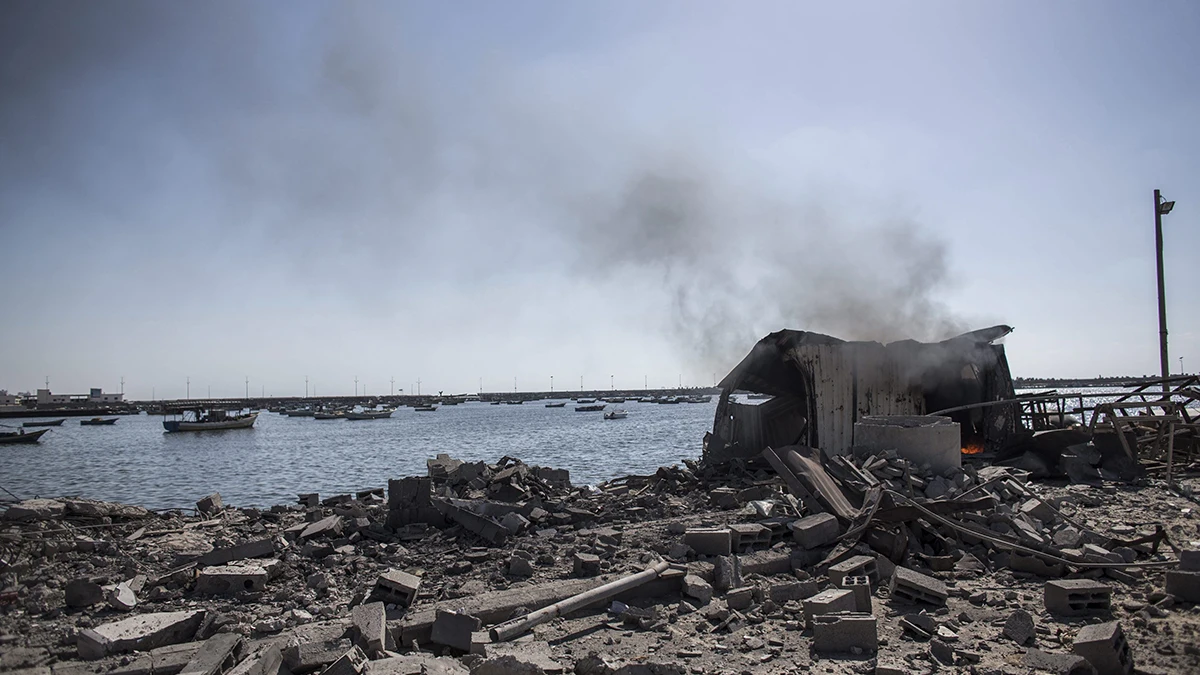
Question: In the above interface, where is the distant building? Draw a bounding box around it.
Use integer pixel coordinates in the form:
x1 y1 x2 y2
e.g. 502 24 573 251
36 388 125 407
0 390 16 406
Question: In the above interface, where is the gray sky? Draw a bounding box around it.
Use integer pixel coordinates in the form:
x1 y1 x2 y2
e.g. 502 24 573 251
2 1 1197 400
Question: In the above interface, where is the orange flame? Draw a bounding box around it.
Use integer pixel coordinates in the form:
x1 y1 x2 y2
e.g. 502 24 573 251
961 442 985 455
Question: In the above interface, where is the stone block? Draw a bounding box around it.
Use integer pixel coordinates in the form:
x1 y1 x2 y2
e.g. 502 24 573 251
300 515 343 540
507 556 534 577
682 575 713 604
431 610 482 653
77 610 205 660
790 513 840 550
1003 609 1035 645
1072 621 1131 675
573 553 601 577
839 575 872 613
1019 498 1056 524
178 634 243 675
713 555 742 591
1180 549 1200 571
725 586 753 610
1165 570 1200 602
802 588 855 628
500 512 530 535
320 646 367 675
1045 579 1111 616
729 523 771 551
351 602 386 655
829 555 879 586
890 567 947 607
683 528 732 556
375 569 421 607
195 564 269 595
811 613 877 653
196 494 223 515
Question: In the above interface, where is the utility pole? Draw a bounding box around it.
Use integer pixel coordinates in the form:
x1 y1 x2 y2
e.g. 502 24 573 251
1154 189 1176 395
1180 356 1185 375
245 377 249 400
611 374 614 391
391 377 395 396
514 376 517 393
354 376 358 397
186 377 190 400
305 376 309 398
580 375 583 392
120 376 125 396
550 375 554 393
417 378 421 396
644 375 647 390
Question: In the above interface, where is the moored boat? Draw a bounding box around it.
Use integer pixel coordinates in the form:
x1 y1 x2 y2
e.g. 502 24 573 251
575 403 606 412
0 428 49 444
80 417 118 426
604 410 628 419
313 410 345 420
414 405 437 412
344 409 394 420
284 408 315 417
163 408 258 432
545 401 566 408
23 419 65 427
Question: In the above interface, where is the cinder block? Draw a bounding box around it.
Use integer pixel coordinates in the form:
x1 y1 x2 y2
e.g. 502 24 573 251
1072 621 1133 675
298 494 319 507
811 613 877 653
1045 579 1112 615
194 565 268 595
430 610 481 653
1165 570 1200 602
768 580 814 604
839 575 872 613
890 567 947 607
374 569 420 607
321 646 368 675
790 513 840 550
572 553 601 577
802 588 856 628
729 523 771 551
829 555 880 586
684 528 732 556
1180 549 1200 571
709 487 739 509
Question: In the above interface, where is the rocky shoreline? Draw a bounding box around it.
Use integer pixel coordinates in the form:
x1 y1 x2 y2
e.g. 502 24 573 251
1 452 1199 674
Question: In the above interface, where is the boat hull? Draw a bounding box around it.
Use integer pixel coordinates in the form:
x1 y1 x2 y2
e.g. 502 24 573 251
80 418 118 426
344 411 394 420
164 413 258 432
23 419 65 427
0 429 49 444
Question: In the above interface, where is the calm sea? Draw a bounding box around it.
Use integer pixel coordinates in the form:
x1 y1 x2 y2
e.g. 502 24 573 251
0 400 715 510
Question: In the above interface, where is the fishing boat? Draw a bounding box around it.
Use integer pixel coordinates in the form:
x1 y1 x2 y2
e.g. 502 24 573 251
163 408 258 432
577 398 597 404
284 408 315 417
80 417 118 426
414 405 437 412
575 403 606 412
313 410 345 420
23 419 65 427
604 410 628 420
0 428 48 444
604 397 626 404
545 401 567 408
344 409 394 420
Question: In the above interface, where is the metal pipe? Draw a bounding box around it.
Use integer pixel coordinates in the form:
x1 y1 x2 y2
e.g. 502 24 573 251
489 560 672 642
1155 189 1170 395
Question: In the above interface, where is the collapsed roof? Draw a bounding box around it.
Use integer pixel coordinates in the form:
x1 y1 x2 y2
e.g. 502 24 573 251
706 325 1017 464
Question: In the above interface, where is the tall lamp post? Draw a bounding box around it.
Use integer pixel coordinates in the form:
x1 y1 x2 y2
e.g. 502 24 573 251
1154 189 1175 395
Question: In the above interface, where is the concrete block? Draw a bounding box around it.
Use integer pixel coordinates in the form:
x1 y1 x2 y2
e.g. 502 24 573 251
767 580 812 604
2 498 65 521
1045 579 1112 616
790 513 841 549
369 655 468 675
178 634 243 675
284 641 351 675
1165 570 1200 602
375 569 421 607
725 586 754 610
709 487 739 509
802 588 855 628
224 643 283 675
196 538 275 567
829 555 880 586
298 493 319 507
1022 648 1096 674
729 523 771 550
1003 609 1035 645
811 613 877 653
431 610 482 653
1010 552 1066 577
320 646 367 675
507 556 534 577
149 642 204 675
573 552 601 577
683 528 732 556
890 566 947 607
1073 621 1132 675
433 499 508 545
300 515 343 540
855 415 960 474
77 610 205 660
1180 549 1200 571
682 575 713 604
499 512 530 535
351 602 386 655
107 583 137 611
196 494 223 515
839 575 872 612
713 555 742 591
195 564 269 595
1019 498 1056 524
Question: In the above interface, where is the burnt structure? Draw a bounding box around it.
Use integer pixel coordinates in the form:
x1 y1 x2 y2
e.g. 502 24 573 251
706 325 1016 464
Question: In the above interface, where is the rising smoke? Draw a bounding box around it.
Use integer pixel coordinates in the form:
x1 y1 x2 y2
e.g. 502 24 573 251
0 2 968 374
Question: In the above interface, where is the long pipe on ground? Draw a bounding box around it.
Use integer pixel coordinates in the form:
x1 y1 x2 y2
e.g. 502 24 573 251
489 560 672 642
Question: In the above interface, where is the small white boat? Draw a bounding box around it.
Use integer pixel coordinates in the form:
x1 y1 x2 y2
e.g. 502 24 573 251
604 410 628 420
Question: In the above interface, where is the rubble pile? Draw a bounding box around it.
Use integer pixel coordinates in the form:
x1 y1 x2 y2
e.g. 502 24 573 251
1 449 1199 675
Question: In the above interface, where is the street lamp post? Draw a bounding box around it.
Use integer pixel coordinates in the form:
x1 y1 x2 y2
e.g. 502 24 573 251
1154 189 1176 395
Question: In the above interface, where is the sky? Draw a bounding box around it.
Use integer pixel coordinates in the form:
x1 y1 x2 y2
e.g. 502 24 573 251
1 1 1198 400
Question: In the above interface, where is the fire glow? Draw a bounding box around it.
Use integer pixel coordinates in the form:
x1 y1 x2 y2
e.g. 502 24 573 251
962 441 985 455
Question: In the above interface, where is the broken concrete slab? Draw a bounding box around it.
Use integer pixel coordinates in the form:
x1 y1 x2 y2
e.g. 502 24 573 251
811 612 877 653
682 575 713 604
106 583 137 611
65 578 104 608
1022 647 1098 675
300 515 343 540
77 610 205 660
1003 608 1035 645
802 588 855 628
789 512 840 549
368 655 468 675
195 538 275 567
320 646 368 675
1165 570 1200 602
1072 621 1133 675
3 498 66 521
178 634 244 675
350 602 387 655
683 528 732 556
195 564 269 595
196 494 223 515
430 609 481 653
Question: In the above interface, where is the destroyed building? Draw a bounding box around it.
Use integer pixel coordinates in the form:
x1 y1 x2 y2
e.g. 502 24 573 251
705 325 1017 464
